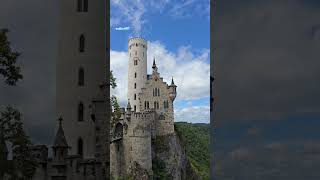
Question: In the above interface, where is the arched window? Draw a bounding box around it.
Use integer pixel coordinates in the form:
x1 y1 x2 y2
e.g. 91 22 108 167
78 102 84 121
77 0 83 12
79 34 85 52
134 83 136 89
78 68 84 86
134 94 136 100
83 0 88 12
134 105 136 112
147 101 149 109
134 72 137 78
157 101 159 109
77 138 83 156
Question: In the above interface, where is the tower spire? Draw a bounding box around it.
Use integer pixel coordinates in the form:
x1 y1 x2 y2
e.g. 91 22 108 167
53 116 68 148
152 57 157 69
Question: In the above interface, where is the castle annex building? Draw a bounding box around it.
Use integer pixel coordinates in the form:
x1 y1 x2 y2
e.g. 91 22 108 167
110 38 179 179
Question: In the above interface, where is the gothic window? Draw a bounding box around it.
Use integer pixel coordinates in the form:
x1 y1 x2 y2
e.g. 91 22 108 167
154 101 156 109
134 105 136 112
135 72 137 78
77 0 83 12
77 0 88 12
78 102 84 121
157 101 159 109
78 67 84 86
83 0 88 12
134 83 136 89
136 43 138 47
134 94 136 100
147 101 149 109
79 34 85 52
134 60 138 66
77 138 83 156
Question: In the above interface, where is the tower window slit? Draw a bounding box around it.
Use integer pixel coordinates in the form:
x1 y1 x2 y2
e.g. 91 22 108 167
79 34 85 52
78 102 84 121
78 67 84 86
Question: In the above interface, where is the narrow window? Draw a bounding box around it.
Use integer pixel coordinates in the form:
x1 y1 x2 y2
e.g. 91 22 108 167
83 0 88 12
79 34 85 52
78 138 83 156
143 52 144 57
134 94 136 100
78 102 84 121
77 0 83 12
135 72 137 78
145 101 146 109
134 83 136 89
78 68 84 86
157 102 159 109
134 105 136 112
154 101 156 109
164 101 166 109
158 88 160 96
147 101 149 109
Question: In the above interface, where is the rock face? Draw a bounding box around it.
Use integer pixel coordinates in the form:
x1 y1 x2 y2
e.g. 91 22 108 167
152 133 200 180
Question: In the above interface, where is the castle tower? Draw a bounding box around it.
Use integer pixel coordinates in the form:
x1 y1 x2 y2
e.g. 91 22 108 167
57 0 107 158
127 38 148 112
52 117 69 162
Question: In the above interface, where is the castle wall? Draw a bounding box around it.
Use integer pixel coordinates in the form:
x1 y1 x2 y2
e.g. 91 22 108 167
127 38 148 112
139 78 175 136
57 0 107 158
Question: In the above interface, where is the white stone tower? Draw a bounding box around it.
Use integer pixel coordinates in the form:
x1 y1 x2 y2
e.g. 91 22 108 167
57 0 107 159
127 38 148 112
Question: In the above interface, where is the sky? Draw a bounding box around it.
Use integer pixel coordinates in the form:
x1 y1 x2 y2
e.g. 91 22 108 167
213 0 320 178
110 0 210 124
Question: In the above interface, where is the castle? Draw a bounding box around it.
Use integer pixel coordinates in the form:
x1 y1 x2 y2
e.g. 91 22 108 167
110 38 178 179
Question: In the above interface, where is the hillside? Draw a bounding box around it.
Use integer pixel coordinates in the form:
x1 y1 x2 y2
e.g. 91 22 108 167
174 122 210 180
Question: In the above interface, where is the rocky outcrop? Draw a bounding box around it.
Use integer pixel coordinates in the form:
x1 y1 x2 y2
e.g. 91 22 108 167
152 133 200 180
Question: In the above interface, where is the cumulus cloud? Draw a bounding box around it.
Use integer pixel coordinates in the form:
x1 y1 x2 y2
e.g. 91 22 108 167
110 41 210 112
175 105 210 123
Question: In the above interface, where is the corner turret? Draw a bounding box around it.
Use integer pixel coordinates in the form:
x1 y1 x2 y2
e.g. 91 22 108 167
52 117 69 161
169 77 177 101
126 100 132 121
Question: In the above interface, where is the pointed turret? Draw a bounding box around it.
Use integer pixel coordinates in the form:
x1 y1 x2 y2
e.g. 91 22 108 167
52 117 69 161
0 130 8 161
169 77 177 101
152 58 157 69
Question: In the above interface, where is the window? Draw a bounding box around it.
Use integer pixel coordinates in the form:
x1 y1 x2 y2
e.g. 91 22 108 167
134 94 136 100
134 60 138 66
145 101 146 109
77 0 83 12
134 83 136 89
79 34 85 52
135 72 137 78
147 101 149 109
77 138 83 156
157 102 159 109
78 102 84 121
77 0 88 12
143 52 144 57
134 105 136 112
78 68 84 86
158 88 160 96
83 0 88 12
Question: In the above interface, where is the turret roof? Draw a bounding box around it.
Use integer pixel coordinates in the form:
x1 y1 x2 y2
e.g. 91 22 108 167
53 117 69 148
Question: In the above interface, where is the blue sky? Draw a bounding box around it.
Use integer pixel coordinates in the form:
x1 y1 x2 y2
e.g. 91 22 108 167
110 0 210 123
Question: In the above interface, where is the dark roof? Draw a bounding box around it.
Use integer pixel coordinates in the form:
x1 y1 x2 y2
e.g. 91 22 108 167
53 117 69 147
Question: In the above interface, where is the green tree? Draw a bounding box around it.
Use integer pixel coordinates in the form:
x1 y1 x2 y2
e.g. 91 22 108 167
0 29 23 86
0 28 36 179
109 70 122 128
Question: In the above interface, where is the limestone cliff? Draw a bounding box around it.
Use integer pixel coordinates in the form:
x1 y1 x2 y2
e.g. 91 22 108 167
151 133 200 180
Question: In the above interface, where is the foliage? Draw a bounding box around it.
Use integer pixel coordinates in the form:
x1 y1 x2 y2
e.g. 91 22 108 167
152 157 172 180
109 70 122 128
0 29 23 86
0 106 37 179
174 122 210 180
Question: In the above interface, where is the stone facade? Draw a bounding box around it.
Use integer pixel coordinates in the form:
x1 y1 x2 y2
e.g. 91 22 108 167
110 38 178 179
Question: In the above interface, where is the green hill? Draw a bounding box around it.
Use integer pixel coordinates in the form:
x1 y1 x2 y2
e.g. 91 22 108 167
174 122 210 180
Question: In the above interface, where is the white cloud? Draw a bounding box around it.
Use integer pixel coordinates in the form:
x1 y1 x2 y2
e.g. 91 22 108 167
175 105 210 123
115 26 130 31
110 41 210 115
111 0 210 35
